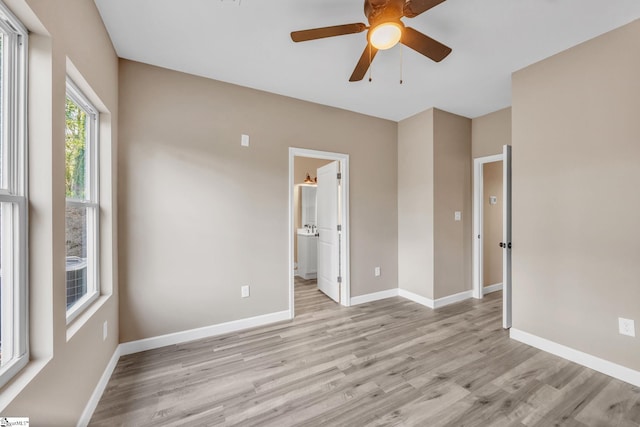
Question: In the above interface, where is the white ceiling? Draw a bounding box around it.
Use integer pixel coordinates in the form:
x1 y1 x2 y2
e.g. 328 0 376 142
94 0 640 121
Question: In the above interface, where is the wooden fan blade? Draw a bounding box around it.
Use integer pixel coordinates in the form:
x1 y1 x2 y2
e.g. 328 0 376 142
291 23 367 42
401 27 451 62
403 0 447 18
349 44 379 82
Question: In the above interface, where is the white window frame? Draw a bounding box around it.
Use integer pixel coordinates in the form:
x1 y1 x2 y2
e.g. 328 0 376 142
0 0 28 389
65 78 99 324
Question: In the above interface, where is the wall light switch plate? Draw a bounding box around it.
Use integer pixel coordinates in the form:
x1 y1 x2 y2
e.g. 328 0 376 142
489 196 498 205
454 211 462 221
619 317 635 337
374 267 381 277
241 134 250 147
241 285 250 298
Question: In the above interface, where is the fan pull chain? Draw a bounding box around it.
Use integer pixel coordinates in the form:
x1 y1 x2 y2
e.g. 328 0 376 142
368 43 373 82
400 45 403 85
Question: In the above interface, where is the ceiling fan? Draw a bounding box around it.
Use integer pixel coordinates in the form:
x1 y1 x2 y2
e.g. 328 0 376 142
291 0 452 82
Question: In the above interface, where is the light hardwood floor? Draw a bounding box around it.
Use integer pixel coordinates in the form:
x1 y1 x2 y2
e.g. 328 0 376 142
90 282 640 426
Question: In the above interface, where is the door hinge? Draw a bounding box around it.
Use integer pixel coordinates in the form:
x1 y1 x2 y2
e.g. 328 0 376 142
337 276 342 283
337 224 342 232
337 172 342 180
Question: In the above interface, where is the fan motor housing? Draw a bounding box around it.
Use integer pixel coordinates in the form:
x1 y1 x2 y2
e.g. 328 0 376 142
365 0 404 26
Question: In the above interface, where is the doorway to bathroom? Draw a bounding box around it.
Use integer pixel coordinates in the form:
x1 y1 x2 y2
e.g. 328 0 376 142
288 148 350 318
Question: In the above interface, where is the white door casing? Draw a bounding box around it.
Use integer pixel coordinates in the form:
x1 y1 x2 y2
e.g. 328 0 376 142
288 148 350 318
502 144 512 329
472 153 503 300
316 161 340 302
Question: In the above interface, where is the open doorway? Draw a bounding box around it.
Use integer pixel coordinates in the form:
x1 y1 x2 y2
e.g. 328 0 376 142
473 155 504 299
473 145 512 328
288 148 350 318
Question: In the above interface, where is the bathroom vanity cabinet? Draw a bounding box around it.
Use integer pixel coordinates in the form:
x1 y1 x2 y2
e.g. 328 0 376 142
297 232 318 279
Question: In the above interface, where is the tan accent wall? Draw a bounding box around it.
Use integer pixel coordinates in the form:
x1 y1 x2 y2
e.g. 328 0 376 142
398 109 471 300
482 161 503 286
472 107 511 158
293 157 331 263
397 109 435 298
2 0 119 424
512 19 640 370
118 60 398 343
433 109 472 299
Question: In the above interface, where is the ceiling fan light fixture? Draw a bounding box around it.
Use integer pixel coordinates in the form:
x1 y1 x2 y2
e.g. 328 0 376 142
369 22 403 50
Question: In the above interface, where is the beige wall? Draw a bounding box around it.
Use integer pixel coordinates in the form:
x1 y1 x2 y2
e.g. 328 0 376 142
433 109 472 299
512 19 640 370
471 107 510 293
293 157 331 263
118 60 398 342
2 0 119 424
397 109 435 298
472 107 511 158
398 108 471 300
482 161 503 286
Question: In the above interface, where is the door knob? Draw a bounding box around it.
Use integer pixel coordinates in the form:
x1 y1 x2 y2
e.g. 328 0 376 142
499 242 505 248
507 242 512 249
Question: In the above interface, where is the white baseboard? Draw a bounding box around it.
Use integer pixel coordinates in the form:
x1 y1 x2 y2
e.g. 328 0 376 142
398 289 435 309
483 283 503 295
77 346 122 427
434 290 473 308
398 289 473 309
120 310 291 356
510 328 640 387
350 289 399 305
80 309 291 425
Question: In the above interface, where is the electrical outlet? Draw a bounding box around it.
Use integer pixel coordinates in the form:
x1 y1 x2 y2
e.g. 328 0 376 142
454 211 461 221
103 321 108 341
241 285 250 298
619 317 635 337
374 267 381 277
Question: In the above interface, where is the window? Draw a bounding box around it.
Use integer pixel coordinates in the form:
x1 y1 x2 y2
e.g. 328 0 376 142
65 79 99 323
0 1 28 388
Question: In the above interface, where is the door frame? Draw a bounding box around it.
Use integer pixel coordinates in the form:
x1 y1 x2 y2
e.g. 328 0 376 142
472 153 504 299
288 148 350 319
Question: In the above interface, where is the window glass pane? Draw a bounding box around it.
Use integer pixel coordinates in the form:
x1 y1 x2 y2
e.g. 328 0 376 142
0 202 14 367
66 205 88 309
0 2 27 388
0 204 4 365
65 97 88 200
0 32 5 190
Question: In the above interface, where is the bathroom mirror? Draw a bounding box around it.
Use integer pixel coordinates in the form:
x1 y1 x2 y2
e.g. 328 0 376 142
301 185 317 226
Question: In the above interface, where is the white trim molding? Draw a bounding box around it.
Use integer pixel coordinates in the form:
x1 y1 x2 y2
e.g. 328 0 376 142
350 289 399 306
79 309 291 425
288 148 351 318
472 153 504 300
398 289 435 309
77 346 122 427
120 310 290 356
483 283 503 295
434 290 473 308
398 289 473 309
510 328 640 387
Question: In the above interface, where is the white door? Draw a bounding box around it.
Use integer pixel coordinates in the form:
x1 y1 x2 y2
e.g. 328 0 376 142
502 145 512 329
316 161 340 302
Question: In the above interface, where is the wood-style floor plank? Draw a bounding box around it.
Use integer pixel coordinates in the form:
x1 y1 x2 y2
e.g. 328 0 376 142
90 281 640 426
